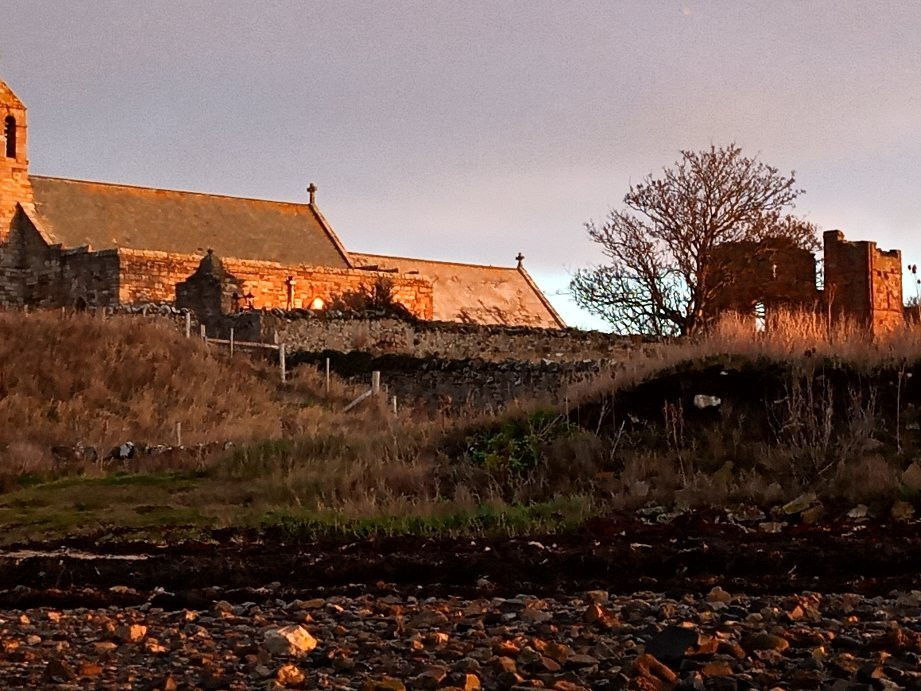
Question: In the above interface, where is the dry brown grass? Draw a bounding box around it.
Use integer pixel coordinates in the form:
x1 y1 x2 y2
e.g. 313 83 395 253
552 309 921 511
0 311 286 450
0 311 519 521
569 309 921 404
705 309 921 362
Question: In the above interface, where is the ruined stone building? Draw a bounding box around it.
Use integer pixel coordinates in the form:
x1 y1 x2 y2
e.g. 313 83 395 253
0 78 565 329
708 230 904 334
822 230 904 333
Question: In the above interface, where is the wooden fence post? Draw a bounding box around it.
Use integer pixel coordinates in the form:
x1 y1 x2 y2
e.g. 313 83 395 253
229 328 235 357
371 371 381 395
279 343 286 383
175 422 182 446
200 323 206 341
325 357 330 395
185 312 191 338
391 395 398 414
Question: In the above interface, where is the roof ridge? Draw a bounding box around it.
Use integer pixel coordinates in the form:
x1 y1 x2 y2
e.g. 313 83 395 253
30 175 309 208
354 252 517 271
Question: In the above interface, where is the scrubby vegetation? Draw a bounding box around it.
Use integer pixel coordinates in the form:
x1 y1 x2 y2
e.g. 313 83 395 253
0 309 919 544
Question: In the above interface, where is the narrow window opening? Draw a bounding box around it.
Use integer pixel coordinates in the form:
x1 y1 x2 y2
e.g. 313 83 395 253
4 116 16 158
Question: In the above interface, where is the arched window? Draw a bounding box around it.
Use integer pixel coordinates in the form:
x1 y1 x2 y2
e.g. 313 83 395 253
4 116 16 158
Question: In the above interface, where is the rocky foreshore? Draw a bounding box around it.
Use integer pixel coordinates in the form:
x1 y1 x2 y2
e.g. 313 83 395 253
2 511 920 689
2 585 921 690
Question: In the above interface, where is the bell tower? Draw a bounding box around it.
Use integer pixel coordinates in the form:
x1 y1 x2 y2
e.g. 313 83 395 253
0 78 33 244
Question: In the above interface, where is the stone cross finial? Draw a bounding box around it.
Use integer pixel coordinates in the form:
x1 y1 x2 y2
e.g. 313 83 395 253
307 183 317 205
515 252 525 268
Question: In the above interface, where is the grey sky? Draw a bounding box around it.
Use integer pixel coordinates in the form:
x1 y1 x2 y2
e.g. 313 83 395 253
3 1 920 327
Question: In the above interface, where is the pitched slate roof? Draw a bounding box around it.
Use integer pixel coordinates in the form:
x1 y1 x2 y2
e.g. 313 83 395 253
351 253 565 328
29 176 352 268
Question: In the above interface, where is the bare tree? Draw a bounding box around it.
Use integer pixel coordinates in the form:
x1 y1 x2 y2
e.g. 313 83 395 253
571 144 818 337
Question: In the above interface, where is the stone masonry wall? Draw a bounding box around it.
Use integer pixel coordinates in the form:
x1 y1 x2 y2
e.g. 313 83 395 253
869 244 904 332
117 249 435 319
254 313 651 363
0 212 120 308
289 350 614 412
54 248 121 308
706 239 819 322
824 230 903 333
0 264 23 305
117 250 199 305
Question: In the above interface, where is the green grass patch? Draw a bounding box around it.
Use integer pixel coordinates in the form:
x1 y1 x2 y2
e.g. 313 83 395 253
0 464 599 544
258 496 593 540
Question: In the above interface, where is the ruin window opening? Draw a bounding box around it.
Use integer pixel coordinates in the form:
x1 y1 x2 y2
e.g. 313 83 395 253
4 116 16 158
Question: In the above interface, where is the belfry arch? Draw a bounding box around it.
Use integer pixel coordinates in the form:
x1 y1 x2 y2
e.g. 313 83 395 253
4 116 15 158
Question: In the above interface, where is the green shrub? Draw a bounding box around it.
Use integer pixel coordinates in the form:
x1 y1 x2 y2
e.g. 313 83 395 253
465 409 576 476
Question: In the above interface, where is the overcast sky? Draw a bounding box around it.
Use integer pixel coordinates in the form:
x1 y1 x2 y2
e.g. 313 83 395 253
2 1 920 328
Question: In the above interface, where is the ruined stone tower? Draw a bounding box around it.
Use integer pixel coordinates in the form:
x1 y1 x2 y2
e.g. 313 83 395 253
823 230 903 334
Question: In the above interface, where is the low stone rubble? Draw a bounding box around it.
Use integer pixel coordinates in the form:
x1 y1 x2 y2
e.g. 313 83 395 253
116 303 187 317
1 586 920 689
47 440 235 468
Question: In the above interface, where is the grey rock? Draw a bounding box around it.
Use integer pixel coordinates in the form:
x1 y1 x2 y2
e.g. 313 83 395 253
645 625 698 667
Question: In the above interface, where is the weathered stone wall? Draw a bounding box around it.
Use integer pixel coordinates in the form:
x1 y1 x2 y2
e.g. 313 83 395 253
117 249 198 306
0 263 23 305
118 249 434 319
175 251 233 326
824 230 871 324
251 313 649 363
869 243 904 332
705 232 905 335
824 230 903 333
707 239 819 322
54 248 121 308
290 350 614 411
0 212 119 308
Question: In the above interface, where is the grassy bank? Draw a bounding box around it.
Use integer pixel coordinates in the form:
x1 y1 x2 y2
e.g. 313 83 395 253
0 310 919 544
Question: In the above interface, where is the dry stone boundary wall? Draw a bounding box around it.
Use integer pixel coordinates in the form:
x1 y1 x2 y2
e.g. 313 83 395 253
289 350 616 412
253 314 650 410
249 313 651 363
93 308 653 410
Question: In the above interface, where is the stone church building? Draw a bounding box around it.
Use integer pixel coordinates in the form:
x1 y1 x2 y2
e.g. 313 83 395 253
0 78 565 329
